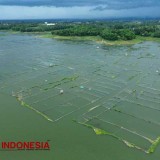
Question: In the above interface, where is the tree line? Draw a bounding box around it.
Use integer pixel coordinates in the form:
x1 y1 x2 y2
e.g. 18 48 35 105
0 20 160 41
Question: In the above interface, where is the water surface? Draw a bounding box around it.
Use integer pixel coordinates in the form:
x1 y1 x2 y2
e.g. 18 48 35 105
0 32 160 159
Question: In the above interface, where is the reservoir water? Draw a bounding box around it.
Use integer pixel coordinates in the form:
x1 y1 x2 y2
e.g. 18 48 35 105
0 32 160 159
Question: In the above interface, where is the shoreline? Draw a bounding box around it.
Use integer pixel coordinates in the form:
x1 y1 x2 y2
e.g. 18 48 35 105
39 33 160 45
1 30 160 45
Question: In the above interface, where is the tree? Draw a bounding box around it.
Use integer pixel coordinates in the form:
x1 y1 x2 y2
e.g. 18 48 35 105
101 29 119 41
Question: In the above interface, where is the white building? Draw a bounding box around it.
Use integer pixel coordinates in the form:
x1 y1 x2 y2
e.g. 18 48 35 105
44 22 56 26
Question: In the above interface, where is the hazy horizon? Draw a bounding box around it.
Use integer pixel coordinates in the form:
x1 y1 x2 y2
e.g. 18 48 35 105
0 17 160 22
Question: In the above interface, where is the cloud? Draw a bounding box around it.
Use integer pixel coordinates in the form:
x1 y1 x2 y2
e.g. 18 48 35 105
1 0 98 7
0 0 160 9
0 0 160 19
0 5 160 20
93 0 160 10
0 0 55 6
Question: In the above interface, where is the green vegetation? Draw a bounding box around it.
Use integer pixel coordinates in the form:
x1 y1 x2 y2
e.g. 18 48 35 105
73 117 160 154
148 137 160 153
74 120 149 153
15 95 53 122
50 23 137 41
43 75 79 91
93 128 115 136
0 20 160 44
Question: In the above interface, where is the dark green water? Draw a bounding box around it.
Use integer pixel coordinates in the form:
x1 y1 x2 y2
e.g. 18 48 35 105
0 32 160 159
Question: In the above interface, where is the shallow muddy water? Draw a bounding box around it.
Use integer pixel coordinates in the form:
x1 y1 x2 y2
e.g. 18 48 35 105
0 32 160 159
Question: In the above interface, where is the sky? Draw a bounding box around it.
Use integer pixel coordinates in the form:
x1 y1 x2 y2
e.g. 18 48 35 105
0 0 160 19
